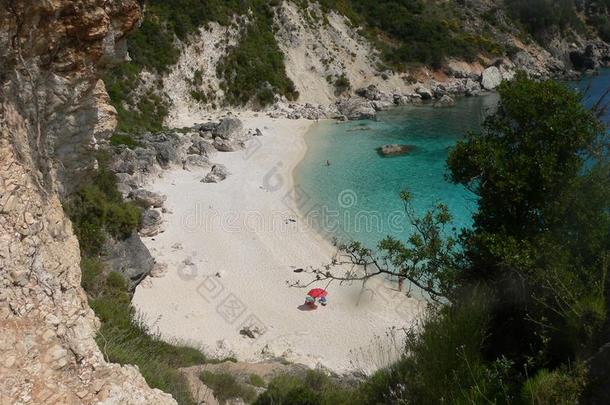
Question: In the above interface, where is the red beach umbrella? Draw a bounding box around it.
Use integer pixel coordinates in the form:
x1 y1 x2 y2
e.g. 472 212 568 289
307 288 328 298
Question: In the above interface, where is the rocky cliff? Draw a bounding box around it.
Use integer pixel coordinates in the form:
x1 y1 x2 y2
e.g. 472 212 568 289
0 1 175 403
113 0 610 129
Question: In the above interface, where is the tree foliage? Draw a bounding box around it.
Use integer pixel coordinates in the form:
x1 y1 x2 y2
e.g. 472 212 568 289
217 2 298 107
65 164 141 256
505 0 584 36
321 0 502 69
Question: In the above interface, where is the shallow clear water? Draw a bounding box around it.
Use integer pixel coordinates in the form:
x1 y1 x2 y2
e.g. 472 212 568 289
570 69 610 125
294 71 609 249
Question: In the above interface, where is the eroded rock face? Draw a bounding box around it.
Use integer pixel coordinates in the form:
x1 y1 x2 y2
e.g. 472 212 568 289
0 1 175 403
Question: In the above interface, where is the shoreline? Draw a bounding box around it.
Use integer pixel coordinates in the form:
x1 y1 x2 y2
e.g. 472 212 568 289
132 115 424 374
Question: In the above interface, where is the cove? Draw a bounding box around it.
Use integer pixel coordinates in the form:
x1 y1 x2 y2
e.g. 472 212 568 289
294 70 609 250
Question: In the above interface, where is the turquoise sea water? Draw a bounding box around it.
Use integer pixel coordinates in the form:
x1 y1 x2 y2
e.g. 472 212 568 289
294 71 609 249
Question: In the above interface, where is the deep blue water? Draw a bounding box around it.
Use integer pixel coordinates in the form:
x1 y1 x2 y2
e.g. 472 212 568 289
294 71 610 249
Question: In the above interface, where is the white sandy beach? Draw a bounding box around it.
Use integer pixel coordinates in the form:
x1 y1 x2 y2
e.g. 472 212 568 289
132 115 424 374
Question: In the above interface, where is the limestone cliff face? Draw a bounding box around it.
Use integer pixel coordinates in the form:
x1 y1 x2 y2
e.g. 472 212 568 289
0 1 175 403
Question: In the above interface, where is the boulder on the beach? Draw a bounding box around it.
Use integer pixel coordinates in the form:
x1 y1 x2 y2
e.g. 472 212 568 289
481 66 502 90
202 164 229 183
433 95 456 108
213 117 245 140
213 137 245 152
102 233 154 289
188 137 216 156
140 132 188 169
378 144 414 157
129 189 166 209
140 209 162 237
336 97 376 120
184 155 211 170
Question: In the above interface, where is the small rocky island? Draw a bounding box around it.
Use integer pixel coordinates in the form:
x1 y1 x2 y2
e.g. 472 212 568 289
378 144 414 157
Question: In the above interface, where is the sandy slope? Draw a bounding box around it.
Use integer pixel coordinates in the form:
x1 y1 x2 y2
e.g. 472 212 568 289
132 115 424 374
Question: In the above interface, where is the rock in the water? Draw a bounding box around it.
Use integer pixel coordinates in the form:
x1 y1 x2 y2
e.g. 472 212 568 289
416 86 433 100
202 164 229 183
393 94 410 105
372 100 394 111
129 189 166 209
433 95 456 108
481 66 502 90
378 144 414 157
465 79 482 96
140 209 162 237
336 97 376 120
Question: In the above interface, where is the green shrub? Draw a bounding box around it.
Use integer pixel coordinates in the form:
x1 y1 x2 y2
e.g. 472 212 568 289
110 134 140 148
65 168 141 256
522 366 587 405
80 256 104 296
320 0 503 69
199 371 257 404
357 292 516 404
255 370 357 405
334 74 351 95
249 374 266 388
254 375 318 405
218 3 298 107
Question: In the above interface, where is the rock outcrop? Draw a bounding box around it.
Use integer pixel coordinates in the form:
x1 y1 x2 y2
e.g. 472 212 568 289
433 95 456 108
0 1 175 403
336 97 377 120
103 233 156 289
203 164 230 183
